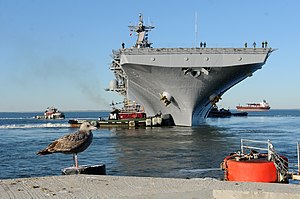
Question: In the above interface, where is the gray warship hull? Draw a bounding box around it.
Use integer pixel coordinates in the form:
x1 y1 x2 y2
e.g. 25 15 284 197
111 47 272 126
107 14 274 126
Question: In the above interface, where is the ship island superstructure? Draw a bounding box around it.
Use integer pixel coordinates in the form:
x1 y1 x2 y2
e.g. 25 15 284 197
107 14 275 126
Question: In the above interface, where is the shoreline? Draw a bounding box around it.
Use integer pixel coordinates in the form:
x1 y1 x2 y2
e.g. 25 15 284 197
1 175 300 199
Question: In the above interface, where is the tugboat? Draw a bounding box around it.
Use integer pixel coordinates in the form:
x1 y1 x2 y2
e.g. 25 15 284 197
208 105 231 117
221 139 289 183
68 99 174 128
208 105 248 117
98 99 149 128
68 119 98 128
35 107 65 120
68 99 159 128
108 99 146 120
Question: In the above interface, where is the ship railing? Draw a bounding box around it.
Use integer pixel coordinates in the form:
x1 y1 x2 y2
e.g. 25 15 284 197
241 139 289 180
121 47 271 55
241 139 271 156
270 149 289 180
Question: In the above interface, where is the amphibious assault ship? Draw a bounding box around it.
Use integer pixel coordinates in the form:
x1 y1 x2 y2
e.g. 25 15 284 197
107 14 274 126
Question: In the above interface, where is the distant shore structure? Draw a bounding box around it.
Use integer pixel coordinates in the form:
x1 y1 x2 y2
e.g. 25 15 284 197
106 13 275 126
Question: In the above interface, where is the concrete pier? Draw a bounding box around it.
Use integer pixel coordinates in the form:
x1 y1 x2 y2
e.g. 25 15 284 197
1 175 300 198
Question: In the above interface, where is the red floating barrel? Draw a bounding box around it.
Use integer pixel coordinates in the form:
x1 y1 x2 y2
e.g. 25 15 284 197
226 159 277 182
222 154 288 183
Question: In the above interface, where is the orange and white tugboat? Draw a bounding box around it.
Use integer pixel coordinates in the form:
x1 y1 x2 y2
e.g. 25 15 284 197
236 100 270 111
69 99 149 128
98 99 149 128
108 99 147 120
221 139 289 183
68 99 174 128
35 107 65 120
100 99 172 127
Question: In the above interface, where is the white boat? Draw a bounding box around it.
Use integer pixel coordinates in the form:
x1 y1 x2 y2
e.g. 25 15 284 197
35 107 65 120
106 14 275 126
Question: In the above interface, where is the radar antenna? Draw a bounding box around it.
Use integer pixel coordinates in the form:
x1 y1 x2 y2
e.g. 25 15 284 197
128 13 155 48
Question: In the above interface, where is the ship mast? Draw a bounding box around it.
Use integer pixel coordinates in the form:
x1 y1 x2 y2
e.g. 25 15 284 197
107 14 155 97
129 14 155 48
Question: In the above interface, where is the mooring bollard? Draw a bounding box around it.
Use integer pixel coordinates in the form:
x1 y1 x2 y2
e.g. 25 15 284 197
62 164 106 175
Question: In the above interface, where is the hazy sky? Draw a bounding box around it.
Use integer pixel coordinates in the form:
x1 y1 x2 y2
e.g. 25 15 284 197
1 0 299 112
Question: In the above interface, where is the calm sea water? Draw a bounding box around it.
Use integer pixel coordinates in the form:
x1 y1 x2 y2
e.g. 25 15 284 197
0 110 300 180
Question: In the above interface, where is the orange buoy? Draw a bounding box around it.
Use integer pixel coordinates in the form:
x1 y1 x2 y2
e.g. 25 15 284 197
222 154 288 183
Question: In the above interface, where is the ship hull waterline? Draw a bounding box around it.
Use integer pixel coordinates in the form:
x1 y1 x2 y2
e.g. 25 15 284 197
123 61 266 126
